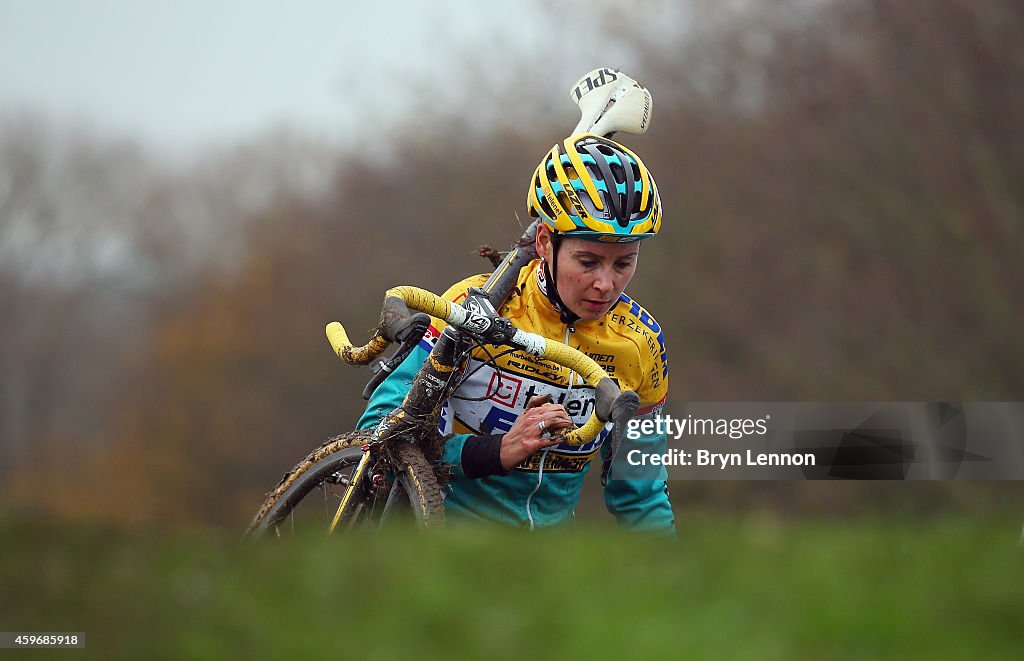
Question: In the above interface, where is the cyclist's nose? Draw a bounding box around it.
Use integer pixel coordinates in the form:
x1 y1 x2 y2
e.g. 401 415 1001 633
592 267 613 295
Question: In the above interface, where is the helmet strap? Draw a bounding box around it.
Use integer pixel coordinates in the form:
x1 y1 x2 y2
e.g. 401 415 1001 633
542 232 580 326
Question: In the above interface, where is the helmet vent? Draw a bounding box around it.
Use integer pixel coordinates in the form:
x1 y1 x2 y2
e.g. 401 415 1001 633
599 190 615 218
556 191 573 216
610 162 626 184
539 192 555 219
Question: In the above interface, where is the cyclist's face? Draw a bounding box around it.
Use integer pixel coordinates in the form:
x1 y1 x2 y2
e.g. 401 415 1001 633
538 230 640 321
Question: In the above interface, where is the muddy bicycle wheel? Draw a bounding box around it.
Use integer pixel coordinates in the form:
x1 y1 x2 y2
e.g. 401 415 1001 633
245 431 445 537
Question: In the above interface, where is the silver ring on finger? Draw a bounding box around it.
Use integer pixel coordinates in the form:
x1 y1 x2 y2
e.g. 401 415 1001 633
538 420 547 433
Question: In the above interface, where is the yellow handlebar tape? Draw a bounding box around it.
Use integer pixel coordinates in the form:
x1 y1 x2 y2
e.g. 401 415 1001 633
540 341 607 387
540 341 613 446
326 321 389 365
562 417 608 447
385 286 456 322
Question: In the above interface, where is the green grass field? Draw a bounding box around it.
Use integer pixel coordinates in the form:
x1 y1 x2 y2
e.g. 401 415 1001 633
2 512 1021 659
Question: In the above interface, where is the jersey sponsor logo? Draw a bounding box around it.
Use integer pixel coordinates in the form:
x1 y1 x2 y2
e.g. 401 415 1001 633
614 296 669 381
516 451 594 473
480 406 519 436
445 361 610 455
418 325 442 352
522 383 598 421
488 372 522 408
505 356 562 382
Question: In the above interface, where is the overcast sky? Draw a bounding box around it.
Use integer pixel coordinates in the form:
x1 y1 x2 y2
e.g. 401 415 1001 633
0 0 661 158
0 1 519 155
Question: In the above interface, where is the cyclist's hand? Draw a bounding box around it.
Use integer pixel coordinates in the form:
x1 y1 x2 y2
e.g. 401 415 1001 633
499 394 573 471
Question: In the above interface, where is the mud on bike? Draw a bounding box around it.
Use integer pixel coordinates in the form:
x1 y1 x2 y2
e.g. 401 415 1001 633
244 221 641 537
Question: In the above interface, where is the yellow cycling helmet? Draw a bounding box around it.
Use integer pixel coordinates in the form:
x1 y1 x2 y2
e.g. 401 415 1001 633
527 134 662 242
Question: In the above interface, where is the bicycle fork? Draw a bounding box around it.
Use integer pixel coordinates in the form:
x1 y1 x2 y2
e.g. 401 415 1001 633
329 447 373 533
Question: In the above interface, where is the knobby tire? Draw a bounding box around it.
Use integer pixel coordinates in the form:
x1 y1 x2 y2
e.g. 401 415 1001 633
246 430 444 537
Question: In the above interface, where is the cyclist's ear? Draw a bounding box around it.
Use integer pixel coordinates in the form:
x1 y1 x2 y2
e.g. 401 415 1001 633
536 225 555 263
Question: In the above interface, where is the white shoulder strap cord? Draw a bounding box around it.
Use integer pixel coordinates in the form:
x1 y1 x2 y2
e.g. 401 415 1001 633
525 325 576 531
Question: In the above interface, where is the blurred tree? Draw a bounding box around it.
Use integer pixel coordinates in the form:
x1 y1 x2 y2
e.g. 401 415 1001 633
0 119 340 523
0 116 156 477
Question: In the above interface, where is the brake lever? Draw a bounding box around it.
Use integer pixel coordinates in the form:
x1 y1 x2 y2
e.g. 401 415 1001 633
361 314 430 399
